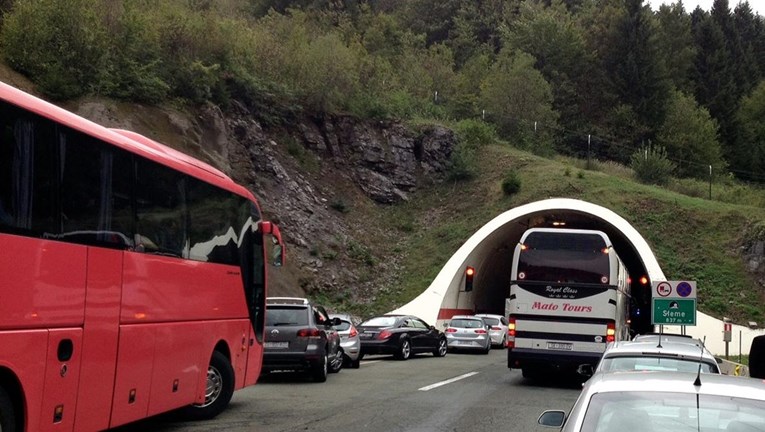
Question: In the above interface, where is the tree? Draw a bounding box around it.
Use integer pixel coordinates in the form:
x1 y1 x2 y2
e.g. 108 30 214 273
605 0 670 134
480 49 559 155
656 90 725 178
692 4 739 164
505 0 596 135
735 80 765 181
654 1 696 93
733 2 762 95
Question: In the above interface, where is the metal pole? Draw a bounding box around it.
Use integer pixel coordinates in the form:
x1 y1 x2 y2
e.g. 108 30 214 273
709 165 712 200
739 330 743 364
587 135 591 170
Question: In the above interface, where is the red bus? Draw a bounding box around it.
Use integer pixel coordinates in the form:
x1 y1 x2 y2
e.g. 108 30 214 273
0 80 285 431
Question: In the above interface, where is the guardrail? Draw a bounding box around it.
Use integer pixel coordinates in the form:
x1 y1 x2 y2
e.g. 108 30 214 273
719 359 750 377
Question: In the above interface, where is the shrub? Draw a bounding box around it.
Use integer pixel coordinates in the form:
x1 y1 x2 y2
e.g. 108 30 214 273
1 0 108 99
630 145 676 186
502 171 521 196
454 119 497 148
330 200 350 213
447 142 477 181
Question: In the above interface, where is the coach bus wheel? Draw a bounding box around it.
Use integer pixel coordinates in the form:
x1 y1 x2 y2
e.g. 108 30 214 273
179 351 234 421
0 386 16 432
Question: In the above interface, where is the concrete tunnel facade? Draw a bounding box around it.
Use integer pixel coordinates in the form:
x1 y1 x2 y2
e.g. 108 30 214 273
389 198 765 355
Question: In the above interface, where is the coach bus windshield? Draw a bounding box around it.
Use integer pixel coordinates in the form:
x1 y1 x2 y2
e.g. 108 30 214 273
517 232 609 284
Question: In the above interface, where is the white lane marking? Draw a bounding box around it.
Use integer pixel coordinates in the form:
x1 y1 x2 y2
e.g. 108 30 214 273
360 360 382 365
418 372 479 391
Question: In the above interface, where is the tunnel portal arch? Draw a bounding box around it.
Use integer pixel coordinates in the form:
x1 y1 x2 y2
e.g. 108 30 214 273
390 198 665 332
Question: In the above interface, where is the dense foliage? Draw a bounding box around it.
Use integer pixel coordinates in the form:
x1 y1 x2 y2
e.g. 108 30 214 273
1 0 765 181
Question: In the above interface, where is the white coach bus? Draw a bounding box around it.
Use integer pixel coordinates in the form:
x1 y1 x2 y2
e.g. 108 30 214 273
506 228 631 378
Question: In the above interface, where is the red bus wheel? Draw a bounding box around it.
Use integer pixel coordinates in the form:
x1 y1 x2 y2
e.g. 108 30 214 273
178 351 234 420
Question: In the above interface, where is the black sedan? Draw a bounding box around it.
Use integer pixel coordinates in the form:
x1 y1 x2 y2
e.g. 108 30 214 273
357 315 448 360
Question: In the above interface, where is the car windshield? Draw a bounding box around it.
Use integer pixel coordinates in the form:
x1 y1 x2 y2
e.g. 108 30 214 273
599 356 717 373
450 319 484 328
333 320 351 331
360 316 399 327
481 317 500 326
265 306 309 326
581 391 765 432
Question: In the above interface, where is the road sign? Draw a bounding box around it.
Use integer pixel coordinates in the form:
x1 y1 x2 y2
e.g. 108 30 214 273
651 281 697 299
652 298 696 325
655 282 672 297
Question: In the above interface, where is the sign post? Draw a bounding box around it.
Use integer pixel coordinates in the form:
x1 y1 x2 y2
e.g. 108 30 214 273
651 281 697 326
723 321 732 358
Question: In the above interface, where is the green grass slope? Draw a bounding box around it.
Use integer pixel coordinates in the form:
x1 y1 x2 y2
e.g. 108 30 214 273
343 143 765 325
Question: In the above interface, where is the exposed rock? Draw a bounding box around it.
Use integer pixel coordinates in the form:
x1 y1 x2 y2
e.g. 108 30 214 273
295 115 456 204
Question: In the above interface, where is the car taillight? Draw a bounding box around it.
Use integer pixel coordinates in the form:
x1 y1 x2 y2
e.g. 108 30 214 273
606 321 616 343
445 328 457 333
377 329 393 340
491 326 501 331
349 326 358 338
507 317 516 349
475 329 487 334
297 328 321 337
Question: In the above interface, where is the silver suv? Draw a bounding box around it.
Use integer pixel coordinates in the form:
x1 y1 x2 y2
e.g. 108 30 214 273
262 297 344 382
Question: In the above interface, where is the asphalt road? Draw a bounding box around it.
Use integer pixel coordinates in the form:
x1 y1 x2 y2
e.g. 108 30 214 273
112 348 583 432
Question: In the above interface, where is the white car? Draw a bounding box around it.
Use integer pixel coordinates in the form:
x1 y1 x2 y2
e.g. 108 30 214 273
538 371 765 431
475 313 508 348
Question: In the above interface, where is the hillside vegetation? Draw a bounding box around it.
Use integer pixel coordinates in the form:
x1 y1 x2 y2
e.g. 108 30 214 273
334 140 765 325
1 0 765 182
0 0 764 325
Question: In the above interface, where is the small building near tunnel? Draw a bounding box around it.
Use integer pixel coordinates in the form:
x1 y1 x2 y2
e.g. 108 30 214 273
389 198 765 356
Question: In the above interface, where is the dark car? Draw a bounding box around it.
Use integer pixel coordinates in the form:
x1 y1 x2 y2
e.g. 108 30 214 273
262 297 344 382
357 314 448 360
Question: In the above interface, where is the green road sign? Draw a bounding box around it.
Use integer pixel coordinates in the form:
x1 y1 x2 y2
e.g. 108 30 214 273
652 298 696 325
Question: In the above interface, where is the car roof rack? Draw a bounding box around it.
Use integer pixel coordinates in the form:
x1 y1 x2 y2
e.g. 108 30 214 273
266 297 310 305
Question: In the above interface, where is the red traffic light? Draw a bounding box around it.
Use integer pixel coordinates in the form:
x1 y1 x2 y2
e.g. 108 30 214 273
465 266 475 292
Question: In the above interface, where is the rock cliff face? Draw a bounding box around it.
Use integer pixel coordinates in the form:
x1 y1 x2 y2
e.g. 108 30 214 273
74 99 456 303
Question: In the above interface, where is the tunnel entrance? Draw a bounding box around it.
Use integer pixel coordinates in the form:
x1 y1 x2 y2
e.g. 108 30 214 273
392 199 665 338
469 210 653 335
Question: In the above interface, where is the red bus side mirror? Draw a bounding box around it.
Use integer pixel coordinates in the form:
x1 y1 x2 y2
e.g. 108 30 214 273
260 221 285 267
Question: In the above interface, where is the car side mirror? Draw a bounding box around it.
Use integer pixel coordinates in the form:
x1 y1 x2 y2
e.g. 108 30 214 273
716 357 723 364
576 364 594 377
538 410 566 428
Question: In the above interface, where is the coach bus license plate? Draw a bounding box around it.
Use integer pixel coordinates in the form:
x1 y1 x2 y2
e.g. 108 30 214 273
265 342 289 349
547 342 573 351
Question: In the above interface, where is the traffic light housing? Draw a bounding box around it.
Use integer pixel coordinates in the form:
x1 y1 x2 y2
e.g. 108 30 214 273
465 266 475 292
